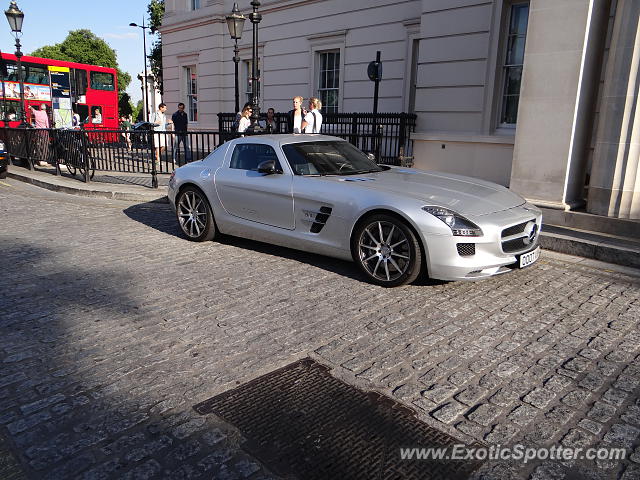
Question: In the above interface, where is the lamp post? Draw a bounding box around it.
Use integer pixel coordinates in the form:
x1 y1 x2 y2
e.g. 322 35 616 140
226 3 245 115
4 1 27 127
130 19 150 122
248 0 262 131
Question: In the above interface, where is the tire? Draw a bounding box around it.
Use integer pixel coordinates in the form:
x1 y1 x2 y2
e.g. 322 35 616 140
66 162 76 176
176 186 216 242
78 155 95 180
351 213 422 287
0 166 7 179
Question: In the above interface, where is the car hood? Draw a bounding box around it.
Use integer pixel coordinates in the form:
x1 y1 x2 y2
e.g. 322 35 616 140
328 168 525 217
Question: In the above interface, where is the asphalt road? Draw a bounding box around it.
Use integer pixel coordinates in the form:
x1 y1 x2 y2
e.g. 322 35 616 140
1 179 640 480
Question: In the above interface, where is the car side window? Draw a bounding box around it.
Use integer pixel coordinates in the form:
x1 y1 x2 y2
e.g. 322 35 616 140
230 144 282 171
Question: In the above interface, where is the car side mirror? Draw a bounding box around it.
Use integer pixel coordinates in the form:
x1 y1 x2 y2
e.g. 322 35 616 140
257 159 280 174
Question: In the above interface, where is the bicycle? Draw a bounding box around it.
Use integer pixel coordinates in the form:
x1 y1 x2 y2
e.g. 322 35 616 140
54 127 96 179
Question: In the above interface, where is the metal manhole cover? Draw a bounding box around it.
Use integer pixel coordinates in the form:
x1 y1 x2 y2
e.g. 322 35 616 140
194 358 482 480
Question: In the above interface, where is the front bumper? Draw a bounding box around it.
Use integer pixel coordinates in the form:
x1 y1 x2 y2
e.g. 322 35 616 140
420 205 542 281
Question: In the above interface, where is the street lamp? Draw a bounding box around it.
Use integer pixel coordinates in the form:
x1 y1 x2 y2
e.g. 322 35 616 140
5 1 27 126
225 3 245 115
248 0 262 131
130 19 150 123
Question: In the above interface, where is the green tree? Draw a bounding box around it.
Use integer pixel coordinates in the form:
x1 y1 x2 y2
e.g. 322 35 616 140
133 99 145 122
118 92 133 118
31 29 131 92
148 0 165 94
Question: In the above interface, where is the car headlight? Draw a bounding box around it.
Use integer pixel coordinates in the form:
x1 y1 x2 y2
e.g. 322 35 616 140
0 141 5 151
422 206 483 236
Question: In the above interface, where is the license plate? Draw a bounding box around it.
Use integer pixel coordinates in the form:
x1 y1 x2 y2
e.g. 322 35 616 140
519 246 540 268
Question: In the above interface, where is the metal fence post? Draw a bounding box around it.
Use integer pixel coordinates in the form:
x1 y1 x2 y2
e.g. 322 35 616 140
151 131 158 188
24 129 33 170
81 130 90 183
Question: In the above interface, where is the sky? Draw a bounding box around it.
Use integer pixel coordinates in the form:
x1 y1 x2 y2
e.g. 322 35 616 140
2 0 152 104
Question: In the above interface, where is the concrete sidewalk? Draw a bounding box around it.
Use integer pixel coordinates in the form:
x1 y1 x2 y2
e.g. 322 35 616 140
7 164 169 203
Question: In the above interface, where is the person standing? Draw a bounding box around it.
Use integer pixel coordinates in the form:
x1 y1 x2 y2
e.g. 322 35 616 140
149 103 172 167
171 102 191 165
120 115 132 151
287 96 306 133
264 107 278 133
237 104 252 134
301 97 323 133
30 104 50 166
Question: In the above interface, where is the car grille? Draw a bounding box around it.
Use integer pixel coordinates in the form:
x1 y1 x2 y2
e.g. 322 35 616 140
501 219 538 253
456 243 476 256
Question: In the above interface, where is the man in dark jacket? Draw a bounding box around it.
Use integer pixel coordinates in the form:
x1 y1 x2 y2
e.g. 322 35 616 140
171 103 191 165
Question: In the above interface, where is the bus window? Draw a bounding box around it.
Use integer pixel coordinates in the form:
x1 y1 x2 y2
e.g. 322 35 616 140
73 69 87 97
25 64 48 84
90 72 114 91
89 106 102 124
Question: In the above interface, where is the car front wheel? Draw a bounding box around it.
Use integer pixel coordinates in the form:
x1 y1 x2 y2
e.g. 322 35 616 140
176 186 216 242
352 214 422 287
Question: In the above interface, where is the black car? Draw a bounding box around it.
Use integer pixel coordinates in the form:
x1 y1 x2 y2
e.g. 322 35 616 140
0 139 7 179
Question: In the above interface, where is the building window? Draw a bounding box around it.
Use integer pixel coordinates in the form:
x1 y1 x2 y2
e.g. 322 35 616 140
191 0 200 10
317 51 340 113
500 3 529 125
184 66 197 121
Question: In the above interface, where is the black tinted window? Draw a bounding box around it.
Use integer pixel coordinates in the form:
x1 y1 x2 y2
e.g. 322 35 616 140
282 141 381 175
230 144 281 171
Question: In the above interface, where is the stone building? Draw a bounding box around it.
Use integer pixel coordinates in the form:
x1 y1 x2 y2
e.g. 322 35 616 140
160 0 640 221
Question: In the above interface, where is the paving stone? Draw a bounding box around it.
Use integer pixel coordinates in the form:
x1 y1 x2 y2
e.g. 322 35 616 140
455 420 484 438
545 405 574 425
467 404 502 427
579 373 606 392
588 401 617 423
614 375 640 393
421 383 457 404
561 389 591 408
455 385 488 407
430 401 466 425
562 428 594 449
622 405 640 426
578 419 603 435
484 423 518 444
603 424 640 448
602 388 628 407
507 404 539 426
523 387 556 409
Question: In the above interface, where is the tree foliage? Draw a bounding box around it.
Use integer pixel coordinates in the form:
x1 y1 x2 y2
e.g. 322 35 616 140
118 92 133 118
30 29 131 92
148 0 165 94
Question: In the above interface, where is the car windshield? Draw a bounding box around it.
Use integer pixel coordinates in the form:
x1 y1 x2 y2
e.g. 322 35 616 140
282 141 383 176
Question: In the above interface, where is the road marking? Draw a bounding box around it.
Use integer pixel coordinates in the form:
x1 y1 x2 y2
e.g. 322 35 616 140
0 181 12 187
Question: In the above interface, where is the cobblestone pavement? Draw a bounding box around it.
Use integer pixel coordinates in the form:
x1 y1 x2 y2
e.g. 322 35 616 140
1 179 640 480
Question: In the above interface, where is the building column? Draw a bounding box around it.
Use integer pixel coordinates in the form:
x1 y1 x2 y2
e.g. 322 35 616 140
587 0 640 219
509 0 611 209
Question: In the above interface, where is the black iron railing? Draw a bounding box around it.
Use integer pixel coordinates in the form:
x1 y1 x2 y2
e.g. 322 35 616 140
0 127 221 188
218 111 416 165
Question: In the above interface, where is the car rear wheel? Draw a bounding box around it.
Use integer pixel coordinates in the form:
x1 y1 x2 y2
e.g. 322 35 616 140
352 214 422 287
176 186 216 242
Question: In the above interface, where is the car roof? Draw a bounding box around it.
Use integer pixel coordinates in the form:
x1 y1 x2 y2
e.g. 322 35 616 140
232 134 345 147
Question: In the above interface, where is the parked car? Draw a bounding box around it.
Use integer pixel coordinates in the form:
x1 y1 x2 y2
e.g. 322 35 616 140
168 135 542 286
0 139 7 179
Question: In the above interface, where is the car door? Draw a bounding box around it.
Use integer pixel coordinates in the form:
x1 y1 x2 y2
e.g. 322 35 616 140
215 142 295 230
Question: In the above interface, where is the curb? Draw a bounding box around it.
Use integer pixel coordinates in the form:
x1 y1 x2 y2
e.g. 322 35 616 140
8 171 169 203
540 231 640 269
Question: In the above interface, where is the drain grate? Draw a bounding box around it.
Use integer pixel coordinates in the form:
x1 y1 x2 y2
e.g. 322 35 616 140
194 359 482 480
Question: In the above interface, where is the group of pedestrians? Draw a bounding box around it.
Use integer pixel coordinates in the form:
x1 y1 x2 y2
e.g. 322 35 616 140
237 96 323 134
148 102 192 166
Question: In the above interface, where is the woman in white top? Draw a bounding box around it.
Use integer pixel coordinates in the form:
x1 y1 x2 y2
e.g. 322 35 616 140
237 104 252 134
301 97 322 133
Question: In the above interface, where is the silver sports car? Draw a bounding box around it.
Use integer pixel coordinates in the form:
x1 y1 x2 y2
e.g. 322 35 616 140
168 135 542 287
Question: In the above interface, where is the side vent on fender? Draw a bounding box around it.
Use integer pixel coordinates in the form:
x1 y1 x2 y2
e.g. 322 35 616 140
302 206 333 233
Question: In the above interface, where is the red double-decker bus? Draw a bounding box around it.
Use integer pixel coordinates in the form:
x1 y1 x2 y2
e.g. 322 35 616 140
0 53 118 129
